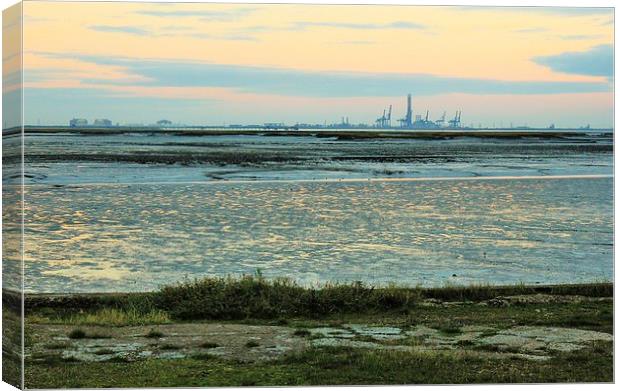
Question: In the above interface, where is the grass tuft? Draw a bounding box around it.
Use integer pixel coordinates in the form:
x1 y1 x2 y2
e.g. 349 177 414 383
145 329 165 339
57 308 170 327
68 329 87 339
245 340 260 348
93 348 116 355
293 329 311 337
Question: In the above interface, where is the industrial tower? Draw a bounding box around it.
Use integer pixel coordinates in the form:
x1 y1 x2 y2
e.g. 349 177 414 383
398 94 413 128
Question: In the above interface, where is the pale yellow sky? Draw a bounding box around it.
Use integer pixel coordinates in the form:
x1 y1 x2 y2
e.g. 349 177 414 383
3 1 614 127
22 2 612 81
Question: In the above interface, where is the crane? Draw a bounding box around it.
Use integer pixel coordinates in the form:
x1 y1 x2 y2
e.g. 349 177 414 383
448 110 462 128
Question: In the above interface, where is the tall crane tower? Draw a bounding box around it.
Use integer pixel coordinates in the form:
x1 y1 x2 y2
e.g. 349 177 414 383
448 110 462 128
376 105 393 128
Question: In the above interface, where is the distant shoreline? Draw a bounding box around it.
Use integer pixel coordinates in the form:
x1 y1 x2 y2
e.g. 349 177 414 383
3 126 614 139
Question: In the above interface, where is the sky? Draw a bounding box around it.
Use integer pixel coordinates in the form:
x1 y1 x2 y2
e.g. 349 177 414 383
2 1 615 128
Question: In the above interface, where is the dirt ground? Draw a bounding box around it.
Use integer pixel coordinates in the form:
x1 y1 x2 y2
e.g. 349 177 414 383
27 319 613 364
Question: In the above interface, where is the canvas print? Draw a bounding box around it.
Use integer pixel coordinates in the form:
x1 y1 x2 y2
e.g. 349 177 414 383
1 1 615 388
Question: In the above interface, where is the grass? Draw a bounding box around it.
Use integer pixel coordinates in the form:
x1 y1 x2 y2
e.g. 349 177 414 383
145 329 165 339
22 279 613 323
68 329 87 339
159 344 181 350
293 329 312 337
245 340 260 348
153 276 422 320
44 341 72 350
200 341 219 349
18 280 614 388
93 348 116 355
62 308 170 326
435 323 463 336
24 342 613 388
68 329 112 339
29 307 170 327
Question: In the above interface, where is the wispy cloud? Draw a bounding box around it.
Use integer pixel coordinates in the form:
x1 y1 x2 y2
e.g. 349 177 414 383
455 6 612 16
31 53 612 98
333 40 376 45
90 25 149 36
236 20 428 34
135 7 256 21
89 24 259 41
533 44 613 77
187 33 257 41
560 34 604 40
294 21 427 30
514 27 548 33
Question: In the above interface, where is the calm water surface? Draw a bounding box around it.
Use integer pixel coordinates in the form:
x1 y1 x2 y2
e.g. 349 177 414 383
20 176 613 293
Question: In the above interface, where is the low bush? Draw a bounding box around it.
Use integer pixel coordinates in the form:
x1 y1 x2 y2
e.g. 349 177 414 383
152 275 421 320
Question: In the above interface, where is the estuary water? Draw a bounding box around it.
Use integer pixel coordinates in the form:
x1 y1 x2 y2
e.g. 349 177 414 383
3 131 613 292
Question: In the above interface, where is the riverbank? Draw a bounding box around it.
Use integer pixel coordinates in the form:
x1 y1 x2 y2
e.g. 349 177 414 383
5 279 613 386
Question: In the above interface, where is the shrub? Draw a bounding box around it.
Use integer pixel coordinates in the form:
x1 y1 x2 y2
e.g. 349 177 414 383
68 329 86 339
245 340 260 348
293 329 311 337
145 329 164 338
153 275 421 320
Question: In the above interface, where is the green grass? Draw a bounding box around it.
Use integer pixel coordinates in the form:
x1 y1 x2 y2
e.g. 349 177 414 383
44 341 72 350
153 275 422 320
28 307 170 327
293 329 312 337
159 344 181 350
145 329 165 339
245 340 260 348
24 341 613 388
93 348 116 355
18 280 614 388
23 279 613 323
68 329 112 339
62 308 170 326
68 329 87 339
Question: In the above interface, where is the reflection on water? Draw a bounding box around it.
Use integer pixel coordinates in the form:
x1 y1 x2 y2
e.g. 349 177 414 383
22 176 612 293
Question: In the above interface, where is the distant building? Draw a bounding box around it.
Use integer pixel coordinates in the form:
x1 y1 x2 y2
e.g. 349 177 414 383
93 118 113 127
69 118 88 127
264 122 285 128
156 119 173 126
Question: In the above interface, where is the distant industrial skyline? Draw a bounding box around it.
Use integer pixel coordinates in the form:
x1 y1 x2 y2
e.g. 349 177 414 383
3 2 614 128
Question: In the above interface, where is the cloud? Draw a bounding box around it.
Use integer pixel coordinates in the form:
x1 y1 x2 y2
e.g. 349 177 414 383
31 53 612 98
293 21 427 30
187 33 257 41
238 21 427 33
135 8 256 21
533 44 613 77
90 25 149 36
334 40 376 45
533 7 613 16
514 27 548 33
560 34 604 40
89 24 259 41
455 6 612 16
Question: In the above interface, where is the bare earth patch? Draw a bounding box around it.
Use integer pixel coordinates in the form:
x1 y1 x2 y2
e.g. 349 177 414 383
27 322 612 364
28 323 307 363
